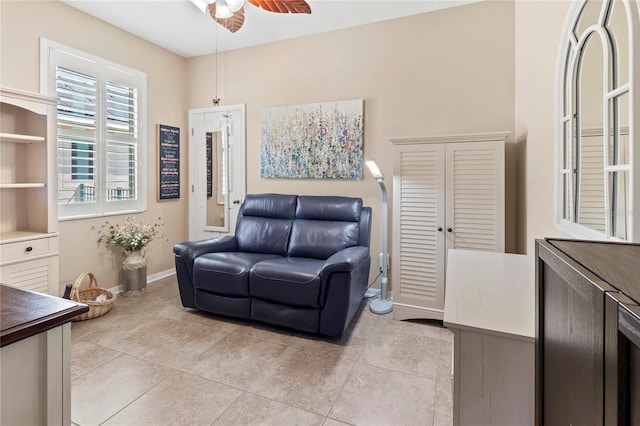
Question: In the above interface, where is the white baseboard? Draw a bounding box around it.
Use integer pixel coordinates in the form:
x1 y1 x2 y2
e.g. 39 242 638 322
148 268 176 283
108 268 175 295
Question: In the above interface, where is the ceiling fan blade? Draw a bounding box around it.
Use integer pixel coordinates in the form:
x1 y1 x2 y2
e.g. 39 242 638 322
247 0 311 14
209 4 246 33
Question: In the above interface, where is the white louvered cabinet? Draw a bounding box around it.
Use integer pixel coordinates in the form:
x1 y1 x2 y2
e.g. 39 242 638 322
391 132 507 321
0 87 59 295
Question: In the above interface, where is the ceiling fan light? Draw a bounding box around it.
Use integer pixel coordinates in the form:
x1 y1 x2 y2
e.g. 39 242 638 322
226 0 244 13
214 0 234 19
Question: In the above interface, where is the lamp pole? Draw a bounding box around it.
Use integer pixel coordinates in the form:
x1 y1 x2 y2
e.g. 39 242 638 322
369 177 393 314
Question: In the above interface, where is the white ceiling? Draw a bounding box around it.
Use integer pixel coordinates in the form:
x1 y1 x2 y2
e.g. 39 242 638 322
60 0 480 58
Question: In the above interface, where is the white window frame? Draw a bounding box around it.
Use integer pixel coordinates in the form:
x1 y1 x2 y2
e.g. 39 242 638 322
555 0 639 241
40 38 147 220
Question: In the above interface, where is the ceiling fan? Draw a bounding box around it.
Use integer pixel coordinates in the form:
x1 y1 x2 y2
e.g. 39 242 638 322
190 0 312 33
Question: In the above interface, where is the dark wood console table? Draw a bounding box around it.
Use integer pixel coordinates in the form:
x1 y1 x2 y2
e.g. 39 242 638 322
536 239 640 425
1 284 88 425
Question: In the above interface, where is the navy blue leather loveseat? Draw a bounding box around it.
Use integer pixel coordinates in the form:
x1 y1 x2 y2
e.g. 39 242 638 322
174 193 372 338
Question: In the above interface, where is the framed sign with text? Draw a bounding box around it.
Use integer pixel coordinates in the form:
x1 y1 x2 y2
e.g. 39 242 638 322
157 124 180 200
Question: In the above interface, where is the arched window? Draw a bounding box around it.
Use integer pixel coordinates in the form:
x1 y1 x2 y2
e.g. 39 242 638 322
557 0 639 241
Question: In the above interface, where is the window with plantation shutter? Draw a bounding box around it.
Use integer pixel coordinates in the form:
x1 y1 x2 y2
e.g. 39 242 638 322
40 39 147 219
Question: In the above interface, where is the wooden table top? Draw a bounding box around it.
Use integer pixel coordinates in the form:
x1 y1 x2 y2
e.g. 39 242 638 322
1 284 88 347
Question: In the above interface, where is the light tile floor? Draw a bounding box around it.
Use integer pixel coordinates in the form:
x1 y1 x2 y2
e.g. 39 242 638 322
71 276 453 426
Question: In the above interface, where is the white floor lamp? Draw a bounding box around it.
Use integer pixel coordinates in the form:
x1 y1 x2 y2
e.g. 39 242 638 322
365 159 393 315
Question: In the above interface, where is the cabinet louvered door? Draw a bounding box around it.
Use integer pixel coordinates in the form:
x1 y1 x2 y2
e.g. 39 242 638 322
391 132 507 321
446 141 505 253
392 143 446 320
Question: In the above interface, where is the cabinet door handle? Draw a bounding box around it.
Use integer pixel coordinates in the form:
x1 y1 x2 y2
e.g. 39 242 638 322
447 228 453 233
437 227 443 232
25 246 33 252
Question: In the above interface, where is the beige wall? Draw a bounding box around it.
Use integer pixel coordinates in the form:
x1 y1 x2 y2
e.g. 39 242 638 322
515 0 572 253
187 0 516 285
1 1 189 294
4 0 575 295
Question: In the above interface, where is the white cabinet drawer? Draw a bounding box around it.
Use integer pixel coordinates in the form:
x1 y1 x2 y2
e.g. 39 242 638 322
0 237 55 263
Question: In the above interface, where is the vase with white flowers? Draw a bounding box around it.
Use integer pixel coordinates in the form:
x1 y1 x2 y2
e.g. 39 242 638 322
97 217 166 296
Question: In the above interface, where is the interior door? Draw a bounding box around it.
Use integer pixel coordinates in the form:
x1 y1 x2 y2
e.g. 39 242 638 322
189 104 246 241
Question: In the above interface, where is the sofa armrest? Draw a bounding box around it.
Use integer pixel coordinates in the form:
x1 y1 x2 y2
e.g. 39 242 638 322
173 235 238 261
320 246 370 276
173 236 237 308
319 246 371 338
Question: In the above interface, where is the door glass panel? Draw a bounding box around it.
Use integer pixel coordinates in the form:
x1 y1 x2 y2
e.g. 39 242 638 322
577 33 606 233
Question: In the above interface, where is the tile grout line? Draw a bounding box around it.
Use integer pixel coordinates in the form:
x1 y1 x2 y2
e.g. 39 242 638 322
319 308 380 423
71 277 452 425
71 339 125 381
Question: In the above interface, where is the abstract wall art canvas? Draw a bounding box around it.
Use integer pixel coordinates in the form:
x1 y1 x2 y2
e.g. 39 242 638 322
260 99 364 179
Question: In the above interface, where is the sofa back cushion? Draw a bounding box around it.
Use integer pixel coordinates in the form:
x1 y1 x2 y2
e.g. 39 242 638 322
235 194 297 255
288 196 362 260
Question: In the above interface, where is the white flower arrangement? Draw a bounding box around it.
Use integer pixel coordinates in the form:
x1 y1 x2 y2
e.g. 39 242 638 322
97 217 166 253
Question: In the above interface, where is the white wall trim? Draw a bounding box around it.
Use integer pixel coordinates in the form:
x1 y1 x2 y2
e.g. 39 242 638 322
390 131 510 146
107 268 175 294
148 268 176 283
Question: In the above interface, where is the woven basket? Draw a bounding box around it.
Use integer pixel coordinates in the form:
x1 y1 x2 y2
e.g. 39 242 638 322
71 272 115 321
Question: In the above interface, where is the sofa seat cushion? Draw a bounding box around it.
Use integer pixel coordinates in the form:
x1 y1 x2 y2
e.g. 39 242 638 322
251 298 319 334
194 252 282 297
250 257 325 308
194 290 251 319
